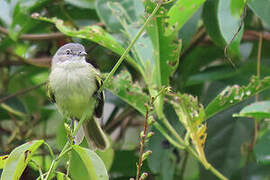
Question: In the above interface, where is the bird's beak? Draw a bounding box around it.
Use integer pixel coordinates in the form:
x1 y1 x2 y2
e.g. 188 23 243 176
79 51 87 56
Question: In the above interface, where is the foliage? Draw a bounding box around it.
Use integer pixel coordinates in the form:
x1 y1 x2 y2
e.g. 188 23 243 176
0 0 270 180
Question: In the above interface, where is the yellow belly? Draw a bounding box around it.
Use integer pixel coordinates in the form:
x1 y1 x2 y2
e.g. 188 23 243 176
49 61 97 118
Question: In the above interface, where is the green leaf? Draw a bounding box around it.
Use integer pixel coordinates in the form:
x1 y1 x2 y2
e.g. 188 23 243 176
96 146 114 171
143 0 181 116
0 155 9 169
168 93 208 166
144 0 181 86
254 129 270 165
103 70 149 115
165 0 206 36
1 140 44 180
248 0 270 28
202 0 243 56
233 101 270 119
72 145 108 180
205 76 270 120
34 16 140 72
65 0 96 9
0 95 28 117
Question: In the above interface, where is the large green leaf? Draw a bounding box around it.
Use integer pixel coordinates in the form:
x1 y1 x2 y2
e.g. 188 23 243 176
254 129 270 165
165 0 205 36
233 101 270 119
248 0 270 28
1 140 44 180
144 0 181 87
142 0 181 117
202 0 243 56
205 76 270 120
34 16 140 72
72 145 108 180
168 93 208 165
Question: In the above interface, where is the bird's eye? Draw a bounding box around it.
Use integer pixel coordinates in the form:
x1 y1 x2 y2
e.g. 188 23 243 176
66 49 71 55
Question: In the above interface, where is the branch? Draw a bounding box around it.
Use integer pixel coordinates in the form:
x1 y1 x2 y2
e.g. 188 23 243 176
0 82 47 104
0 26 65 40
0 22 105 41
199 30 270 45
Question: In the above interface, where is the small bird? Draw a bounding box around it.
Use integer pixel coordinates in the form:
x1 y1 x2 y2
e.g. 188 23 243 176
47 43 109 150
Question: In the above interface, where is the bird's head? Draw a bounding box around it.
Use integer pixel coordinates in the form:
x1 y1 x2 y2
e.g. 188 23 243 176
52 43 87 67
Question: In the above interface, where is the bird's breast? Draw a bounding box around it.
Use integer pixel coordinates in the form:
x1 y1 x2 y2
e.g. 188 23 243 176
49 62 97 117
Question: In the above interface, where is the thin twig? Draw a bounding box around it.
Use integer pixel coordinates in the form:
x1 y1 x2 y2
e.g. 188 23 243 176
105 108 135 133
0 26 65 40
179 151 189 180
0 21 105 41
0 126 11 135
101 2 162 91
135 104 151 180
224 3 247 69
0 82 46 104
31 159 44 180
248 31 263 151
44 144 72 180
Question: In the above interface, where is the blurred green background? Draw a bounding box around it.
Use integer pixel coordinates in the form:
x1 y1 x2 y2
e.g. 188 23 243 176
0 0 270 179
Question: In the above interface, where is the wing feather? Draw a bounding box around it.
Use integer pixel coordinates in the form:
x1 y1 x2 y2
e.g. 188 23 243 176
46 82 56 103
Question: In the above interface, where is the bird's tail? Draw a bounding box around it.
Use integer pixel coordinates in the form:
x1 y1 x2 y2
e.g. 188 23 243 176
82 117 109 150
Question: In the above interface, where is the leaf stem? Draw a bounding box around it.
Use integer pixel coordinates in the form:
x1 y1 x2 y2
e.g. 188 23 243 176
43 142 55 160
71 113 87 137
101 2 162 90
44 143 70 180
248 31 263 153
44 111 89 180
31 159 44 180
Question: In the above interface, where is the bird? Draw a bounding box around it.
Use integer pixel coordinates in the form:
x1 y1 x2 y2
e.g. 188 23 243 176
47 43 109 150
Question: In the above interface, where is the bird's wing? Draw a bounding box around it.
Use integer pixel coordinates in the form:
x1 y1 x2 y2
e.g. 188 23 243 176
46 82 55 103
93 75 104 118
